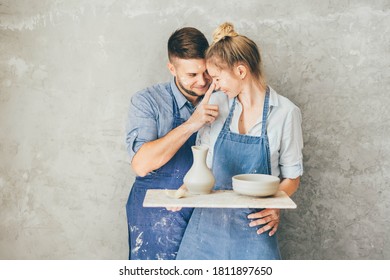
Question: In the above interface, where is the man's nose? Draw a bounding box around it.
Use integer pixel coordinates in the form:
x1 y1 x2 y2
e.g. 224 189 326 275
197 74 207 86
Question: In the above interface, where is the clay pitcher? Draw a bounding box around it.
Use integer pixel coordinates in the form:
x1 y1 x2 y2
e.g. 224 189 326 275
183 145 215 194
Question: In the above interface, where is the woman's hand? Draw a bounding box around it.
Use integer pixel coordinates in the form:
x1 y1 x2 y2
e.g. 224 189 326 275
247 177 299 236
247 208 280 236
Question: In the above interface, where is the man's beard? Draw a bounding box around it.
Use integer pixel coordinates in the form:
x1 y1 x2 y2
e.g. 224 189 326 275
176 78 206 97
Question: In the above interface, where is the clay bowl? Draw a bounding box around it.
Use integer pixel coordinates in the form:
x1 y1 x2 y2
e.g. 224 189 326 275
232 174 280 197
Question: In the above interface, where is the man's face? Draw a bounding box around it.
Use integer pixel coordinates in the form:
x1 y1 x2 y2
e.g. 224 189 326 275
168 58 212 99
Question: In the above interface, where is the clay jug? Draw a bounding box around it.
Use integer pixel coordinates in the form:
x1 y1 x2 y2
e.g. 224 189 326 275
183 145 215 194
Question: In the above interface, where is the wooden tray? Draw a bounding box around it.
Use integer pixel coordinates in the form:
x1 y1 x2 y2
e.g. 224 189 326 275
143 190 296 209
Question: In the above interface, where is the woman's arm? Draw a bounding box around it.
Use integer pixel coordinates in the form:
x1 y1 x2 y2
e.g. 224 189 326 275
247 177 300 236
279 177 300 197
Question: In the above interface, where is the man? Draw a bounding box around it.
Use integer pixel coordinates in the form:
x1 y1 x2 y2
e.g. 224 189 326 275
125 27 218 260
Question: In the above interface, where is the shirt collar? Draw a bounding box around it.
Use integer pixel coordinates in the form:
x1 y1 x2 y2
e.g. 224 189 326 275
170 77 193 110
268 86 279 107
231 86 279 108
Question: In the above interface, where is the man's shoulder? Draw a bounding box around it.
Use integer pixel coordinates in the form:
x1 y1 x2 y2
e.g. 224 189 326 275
132 81 172 105
134 81 171 98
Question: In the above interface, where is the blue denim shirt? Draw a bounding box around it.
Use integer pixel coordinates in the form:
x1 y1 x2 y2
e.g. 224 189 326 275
125 78 196 162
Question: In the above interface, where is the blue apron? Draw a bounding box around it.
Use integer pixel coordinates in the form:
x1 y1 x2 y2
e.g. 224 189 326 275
177 88 281 260
126 88 195 260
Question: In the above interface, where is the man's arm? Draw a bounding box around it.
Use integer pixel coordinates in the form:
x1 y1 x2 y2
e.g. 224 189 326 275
131 84 218 177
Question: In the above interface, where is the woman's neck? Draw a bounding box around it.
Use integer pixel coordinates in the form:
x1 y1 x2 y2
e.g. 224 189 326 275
237 79 265 108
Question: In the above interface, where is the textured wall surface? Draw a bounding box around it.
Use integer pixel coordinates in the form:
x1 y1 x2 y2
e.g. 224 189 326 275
0 0 389 259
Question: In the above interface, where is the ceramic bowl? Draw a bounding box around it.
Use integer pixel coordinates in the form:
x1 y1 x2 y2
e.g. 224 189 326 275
232 174 280 197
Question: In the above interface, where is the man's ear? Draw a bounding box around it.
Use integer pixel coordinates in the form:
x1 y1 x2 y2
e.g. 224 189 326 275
167 62 176 76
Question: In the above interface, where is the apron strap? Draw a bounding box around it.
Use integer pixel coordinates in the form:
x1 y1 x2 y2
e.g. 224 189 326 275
167 85 183 127
261 87 270 136
222 87 270 135
221 97 237 132
171 94 181 121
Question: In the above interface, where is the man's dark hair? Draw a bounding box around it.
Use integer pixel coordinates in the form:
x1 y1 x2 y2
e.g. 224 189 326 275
168 27 209 62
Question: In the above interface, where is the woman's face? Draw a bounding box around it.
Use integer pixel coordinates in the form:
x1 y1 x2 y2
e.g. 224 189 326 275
206 62 241 99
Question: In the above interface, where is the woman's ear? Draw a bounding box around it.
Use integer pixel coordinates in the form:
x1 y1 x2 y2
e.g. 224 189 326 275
235 64 247 80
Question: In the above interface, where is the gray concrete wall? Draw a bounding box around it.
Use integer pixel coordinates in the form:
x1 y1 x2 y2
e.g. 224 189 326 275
0 0 389 259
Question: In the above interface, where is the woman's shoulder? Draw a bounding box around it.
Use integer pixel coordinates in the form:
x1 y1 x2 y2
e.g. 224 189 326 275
269 86 301 114
209 90 229 105
209 91 231 120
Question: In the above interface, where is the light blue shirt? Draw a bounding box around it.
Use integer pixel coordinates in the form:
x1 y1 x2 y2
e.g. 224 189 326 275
125 78 196 162
197 87 304 179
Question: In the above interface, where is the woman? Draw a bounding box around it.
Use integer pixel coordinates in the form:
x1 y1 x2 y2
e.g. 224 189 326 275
176 22 303 260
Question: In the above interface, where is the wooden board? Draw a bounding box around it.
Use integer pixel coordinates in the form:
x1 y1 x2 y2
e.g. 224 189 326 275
143 190 296 209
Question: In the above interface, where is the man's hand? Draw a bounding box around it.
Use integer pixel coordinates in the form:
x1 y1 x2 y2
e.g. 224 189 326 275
131 83 219 177
185 83 219 132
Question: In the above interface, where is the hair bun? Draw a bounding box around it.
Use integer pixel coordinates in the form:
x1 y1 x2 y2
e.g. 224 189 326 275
212 22 238 43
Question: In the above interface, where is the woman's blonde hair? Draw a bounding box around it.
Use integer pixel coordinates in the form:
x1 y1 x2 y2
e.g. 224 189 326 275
206 22 266 89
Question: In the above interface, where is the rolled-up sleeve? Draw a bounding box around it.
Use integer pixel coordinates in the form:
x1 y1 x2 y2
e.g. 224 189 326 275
279 106 304 179
125 91 158 162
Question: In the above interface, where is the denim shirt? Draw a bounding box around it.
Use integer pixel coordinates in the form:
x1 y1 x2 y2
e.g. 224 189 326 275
125 78 196 162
